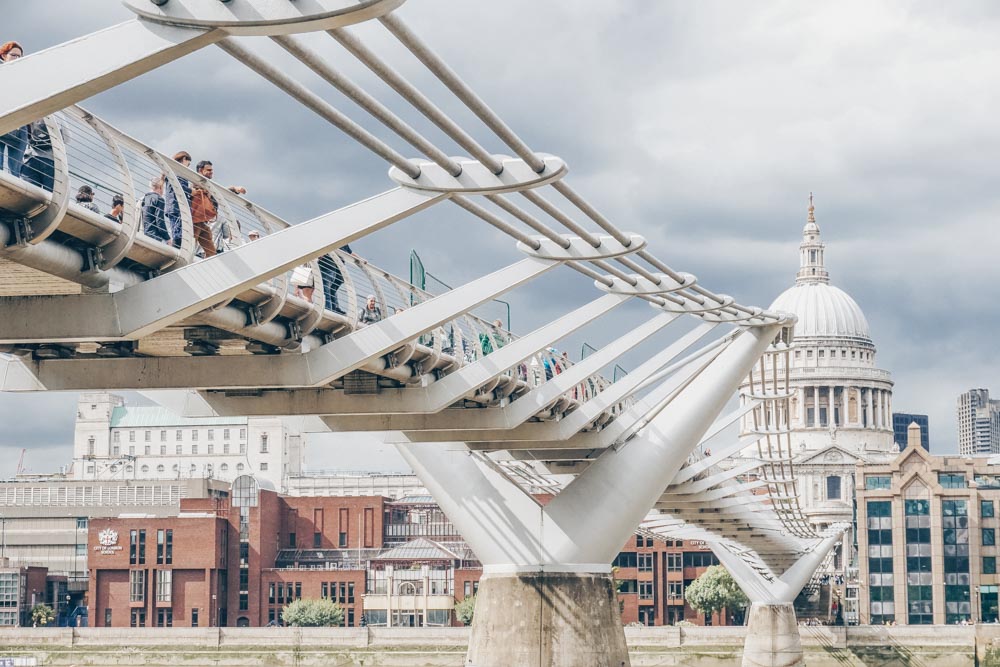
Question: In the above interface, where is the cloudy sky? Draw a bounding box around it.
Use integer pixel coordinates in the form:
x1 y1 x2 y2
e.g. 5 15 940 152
2 1 1000 477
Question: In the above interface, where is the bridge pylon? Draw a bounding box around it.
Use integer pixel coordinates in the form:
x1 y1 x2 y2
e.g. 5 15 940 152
712 530 845 667
398 323 781 667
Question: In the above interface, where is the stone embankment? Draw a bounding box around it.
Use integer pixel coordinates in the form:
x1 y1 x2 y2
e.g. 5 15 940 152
1 625 999 666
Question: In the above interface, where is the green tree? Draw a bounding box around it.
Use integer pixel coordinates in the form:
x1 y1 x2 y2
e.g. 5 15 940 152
281 598 344 627
684 565 749 618
31 603 55 627
454 595 476 626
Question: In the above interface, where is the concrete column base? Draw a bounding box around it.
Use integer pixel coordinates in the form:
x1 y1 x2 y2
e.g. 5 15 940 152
465 571 630 667
741 602 803 667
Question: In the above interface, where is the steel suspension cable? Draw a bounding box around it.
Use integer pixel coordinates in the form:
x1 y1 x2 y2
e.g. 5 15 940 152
379 12 546 174
217 39 420 179
328 28 503 174
271 35 462 176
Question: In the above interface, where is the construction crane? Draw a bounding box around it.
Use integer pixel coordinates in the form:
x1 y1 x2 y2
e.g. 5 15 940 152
15 448 26 476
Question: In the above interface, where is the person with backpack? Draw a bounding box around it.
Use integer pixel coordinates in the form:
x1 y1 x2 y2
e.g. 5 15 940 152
141 175 170 243
190 160 220 257
163 151 193 248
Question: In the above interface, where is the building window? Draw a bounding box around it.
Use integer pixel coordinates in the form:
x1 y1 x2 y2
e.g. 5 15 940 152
141 465 149 474
129 431 136 443
943 500 971 624
144 431 151 442
113 431 121 443
237 463 245 473
156 569 172 603
240 428 246 439
113 445 120 457
208 429 214 441
191 609 199 628
314 532 322 548
220 463 229 473
87 436 95 456
260 434 269 453
260 462 268 471
984 501 996 519
638 553 653 572
667 553 682 571
224 443 231 455
239 594 248 611
668 582 683 598
160 430 167 442
130 529 138 564
77 517 88 530
129 446 135 456
224 429 231 440
984 529 996 546
157 464 165 474
156 609 172 627
192 430 199 441
105 609 112 627
986 557 998 575
130 570 146 602
638 582 653 600
144 446 151 456
867 500 895 624
289 533 296 548
339 532 347 548
176 430 182 441
939 473 966 489
192 444 198 455
208 443 214 455
866 476 891 490
75 543 86 556
905 499 932 624
130 609 146 627
176 445 182 455
826 476 841 500
240 443 247 455
160 445 166 455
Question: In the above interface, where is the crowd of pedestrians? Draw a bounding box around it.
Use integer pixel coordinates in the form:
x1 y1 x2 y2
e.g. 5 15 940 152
1 39 394 331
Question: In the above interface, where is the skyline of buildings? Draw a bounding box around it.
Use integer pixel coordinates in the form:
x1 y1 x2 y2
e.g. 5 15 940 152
893 412 930 451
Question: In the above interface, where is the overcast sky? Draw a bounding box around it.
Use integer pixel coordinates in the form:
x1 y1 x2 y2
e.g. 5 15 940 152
2 1 1000 477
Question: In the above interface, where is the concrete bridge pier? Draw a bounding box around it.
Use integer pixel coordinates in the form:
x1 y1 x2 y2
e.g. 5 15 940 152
467 571 629 667
742 603 803 667
395 324 782 667
712 531 845 667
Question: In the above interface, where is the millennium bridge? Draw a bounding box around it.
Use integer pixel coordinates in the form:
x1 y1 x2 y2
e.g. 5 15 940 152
1 2 845 666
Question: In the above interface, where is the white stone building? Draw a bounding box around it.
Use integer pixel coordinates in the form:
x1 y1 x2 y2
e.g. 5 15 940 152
72 392 304 489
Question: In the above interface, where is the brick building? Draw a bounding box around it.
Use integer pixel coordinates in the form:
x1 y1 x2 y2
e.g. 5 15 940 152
88 476 729 628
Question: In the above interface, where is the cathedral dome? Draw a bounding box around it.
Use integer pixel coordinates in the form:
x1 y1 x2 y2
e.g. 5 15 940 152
769 195 872 344
770 283 871 342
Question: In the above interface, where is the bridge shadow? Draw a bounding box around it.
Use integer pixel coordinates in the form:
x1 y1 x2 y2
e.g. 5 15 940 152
803 625 933 667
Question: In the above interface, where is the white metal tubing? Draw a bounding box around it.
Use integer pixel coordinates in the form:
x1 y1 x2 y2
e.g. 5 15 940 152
216 38 420 179
450 196 541 250
0 20 218 136
519 189 602 248
550 180 633 248
84 115 138 269
541 322 782 565
271 35 461 176
396 441 552 568
22 116 71 245
484 194 570 248
379 13 545 174
327 28 503 174
671 433 764 484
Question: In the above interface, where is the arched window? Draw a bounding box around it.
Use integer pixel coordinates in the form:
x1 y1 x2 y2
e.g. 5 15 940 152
156 465 165 473
140 465 149 474
237 463 245 473
220 463 229 473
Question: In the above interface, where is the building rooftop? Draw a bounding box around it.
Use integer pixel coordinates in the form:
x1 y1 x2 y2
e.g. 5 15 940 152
110 406 248 428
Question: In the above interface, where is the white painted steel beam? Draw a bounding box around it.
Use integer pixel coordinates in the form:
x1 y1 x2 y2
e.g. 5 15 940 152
26 255 559 390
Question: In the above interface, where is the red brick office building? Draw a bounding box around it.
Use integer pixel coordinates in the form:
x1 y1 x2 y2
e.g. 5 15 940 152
89 476 729 628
